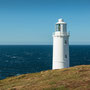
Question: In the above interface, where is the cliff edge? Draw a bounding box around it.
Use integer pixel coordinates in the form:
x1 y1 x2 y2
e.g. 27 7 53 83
0 65 90 90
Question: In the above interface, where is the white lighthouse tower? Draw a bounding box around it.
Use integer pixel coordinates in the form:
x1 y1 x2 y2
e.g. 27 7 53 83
52 18 70 69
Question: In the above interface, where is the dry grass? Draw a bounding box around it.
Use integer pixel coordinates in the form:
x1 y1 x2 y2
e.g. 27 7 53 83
0 65 90 90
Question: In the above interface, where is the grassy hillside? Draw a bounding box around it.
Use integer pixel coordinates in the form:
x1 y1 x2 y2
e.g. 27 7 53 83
0 65 90 90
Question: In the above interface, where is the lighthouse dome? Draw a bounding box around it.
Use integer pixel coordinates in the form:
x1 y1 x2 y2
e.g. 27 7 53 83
58 19 64 22
56 18 66 24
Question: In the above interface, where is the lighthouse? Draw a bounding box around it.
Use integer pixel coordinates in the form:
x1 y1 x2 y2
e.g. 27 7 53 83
52 18 70 69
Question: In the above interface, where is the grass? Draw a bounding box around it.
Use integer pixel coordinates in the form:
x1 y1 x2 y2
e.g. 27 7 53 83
0 65 90 90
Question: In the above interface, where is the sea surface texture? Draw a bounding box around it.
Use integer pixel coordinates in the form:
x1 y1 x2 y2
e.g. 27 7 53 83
0 45 90 79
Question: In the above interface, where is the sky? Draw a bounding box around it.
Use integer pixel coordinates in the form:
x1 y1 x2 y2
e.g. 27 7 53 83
0 0 90 45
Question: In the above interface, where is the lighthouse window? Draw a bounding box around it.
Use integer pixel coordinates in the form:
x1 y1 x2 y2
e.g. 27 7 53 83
58 24 60 31
65 40 67 44
56 24 61 31
65 55 67 58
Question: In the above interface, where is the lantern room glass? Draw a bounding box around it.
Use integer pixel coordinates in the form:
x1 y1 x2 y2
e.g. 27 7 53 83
56 24 61 31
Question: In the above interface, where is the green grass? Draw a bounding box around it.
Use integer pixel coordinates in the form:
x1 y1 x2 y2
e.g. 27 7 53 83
0 65 90 90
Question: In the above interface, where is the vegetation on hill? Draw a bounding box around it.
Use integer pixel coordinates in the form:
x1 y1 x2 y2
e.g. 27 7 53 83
0 65 90 90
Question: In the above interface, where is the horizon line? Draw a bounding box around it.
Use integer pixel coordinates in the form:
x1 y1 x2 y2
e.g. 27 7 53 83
0 44 90 45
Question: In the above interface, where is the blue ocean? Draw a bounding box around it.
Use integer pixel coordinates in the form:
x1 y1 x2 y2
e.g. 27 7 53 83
0 45 90 80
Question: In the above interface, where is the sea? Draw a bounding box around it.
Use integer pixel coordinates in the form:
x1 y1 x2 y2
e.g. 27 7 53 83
0 45 90 80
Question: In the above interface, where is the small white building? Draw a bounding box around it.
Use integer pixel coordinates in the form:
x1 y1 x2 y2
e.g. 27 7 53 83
52 19 70 69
